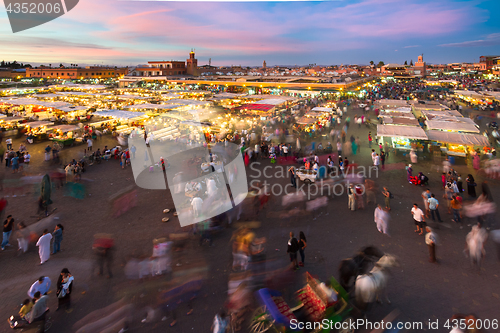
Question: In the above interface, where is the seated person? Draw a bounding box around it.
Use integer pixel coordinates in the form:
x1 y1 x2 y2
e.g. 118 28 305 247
317 143 323 150
19 298 33 319
9 292 48 328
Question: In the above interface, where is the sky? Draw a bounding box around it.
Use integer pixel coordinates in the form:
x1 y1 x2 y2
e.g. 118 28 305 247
0 0 499 67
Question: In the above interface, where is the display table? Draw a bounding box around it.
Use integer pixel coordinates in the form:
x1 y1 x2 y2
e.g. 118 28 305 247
446 151 467 157
50 137 74 146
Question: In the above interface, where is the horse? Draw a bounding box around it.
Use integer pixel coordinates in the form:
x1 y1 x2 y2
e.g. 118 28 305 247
354 254 399 313
338 246 384 292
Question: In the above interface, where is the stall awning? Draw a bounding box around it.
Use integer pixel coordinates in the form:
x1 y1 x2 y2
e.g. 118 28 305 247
58 106 88 113
426 130 490 146
236 104 275 111
49 125 80 132
93 110 146 120
24 121 54 128
0 116 26 123
377 124 428 140
296 117 316 125
311 107 333 113
125 103 183 110
382 117 420 126
425 120 479 133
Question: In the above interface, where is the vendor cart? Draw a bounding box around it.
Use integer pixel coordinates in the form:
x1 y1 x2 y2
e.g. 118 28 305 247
250 272 355 333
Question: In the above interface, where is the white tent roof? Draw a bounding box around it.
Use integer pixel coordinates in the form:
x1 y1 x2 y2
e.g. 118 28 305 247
32 94 61 98
163 99 210 106
377 124 427 140
425 120 479 133
252 99 288 105
116 95 150 99
422 110 462 118
0 98 71 109
24 121 54 128
58 106 89 113
125 103 182 110
311 107 333 113
49 124 81 132
426 130 490 146
93 110 146 119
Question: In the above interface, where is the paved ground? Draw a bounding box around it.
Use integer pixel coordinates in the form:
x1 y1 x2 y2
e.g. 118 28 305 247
1 103 499 333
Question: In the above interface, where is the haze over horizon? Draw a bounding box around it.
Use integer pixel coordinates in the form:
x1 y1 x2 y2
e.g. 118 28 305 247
1 0 499 67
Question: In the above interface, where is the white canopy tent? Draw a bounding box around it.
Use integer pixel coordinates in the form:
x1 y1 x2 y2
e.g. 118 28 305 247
93 110 146 120
426 130 490 146
58 106 89 113
252 99 288 105
425 120 479 133
311 107 334 113
49 124 81 133
125 103 183 110
377 124 428 140
24 121 54 128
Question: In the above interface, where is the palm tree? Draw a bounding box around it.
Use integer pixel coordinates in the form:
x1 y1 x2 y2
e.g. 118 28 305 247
378 61 385 67
370 61 374 66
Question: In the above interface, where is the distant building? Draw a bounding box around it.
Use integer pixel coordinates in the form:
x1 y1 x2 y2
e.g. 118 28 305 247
26 66 127 79
131 51 199 77
412 54 426 77
0 68 26 79
479 55 500 71
380 63 407 77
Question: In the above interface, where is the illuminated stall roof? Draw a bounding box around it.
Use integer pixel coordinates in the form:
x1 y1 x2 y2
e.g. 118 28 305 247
426 130 490 146
425 120 479 133
377 124 428 140
93 110 146 119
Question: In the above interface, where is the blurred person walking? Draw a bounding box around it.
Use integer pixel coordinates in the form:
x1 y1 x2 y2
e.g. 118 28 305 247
425 227 438 263
374 205 390 236
465 223 488 269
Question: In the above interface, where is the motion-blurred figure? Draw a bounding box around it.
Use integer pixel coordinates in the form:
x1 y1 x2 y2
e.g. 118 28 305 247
465 223 488 269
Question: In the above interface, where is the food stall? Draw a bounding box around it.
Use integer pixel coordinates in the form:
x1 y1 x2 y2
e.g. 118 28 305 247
48 124 82 146
0 116 27 136
377 124 428 151
24 121 54 141
426 130 490 158
92 110 148 135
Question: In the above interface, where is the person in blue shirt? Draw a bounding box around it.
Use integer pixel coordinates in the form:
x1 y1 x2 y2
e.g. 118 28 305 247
52 224 64 254
427 194 443 222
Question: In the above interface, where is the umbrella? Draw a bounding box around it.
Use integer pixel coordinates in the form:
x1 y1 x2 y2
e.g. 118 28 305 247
40 174 53 215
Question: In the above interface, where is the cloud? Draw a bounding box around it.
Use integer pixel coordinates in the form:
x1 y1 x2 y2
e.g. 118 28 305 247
439 33 500 47
0 0 492 65
404 45 420 48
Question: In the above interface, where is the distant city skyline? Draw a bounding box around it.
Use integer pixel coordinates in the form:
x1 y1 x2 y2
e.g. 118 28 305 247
0 0 499 66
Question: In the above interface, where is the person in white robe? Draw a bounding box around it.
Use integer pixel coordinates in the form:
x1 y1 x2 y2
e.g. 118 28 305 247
465 223 488 268
36 230 52 265
374 205 390 236
207 178 218 197
191 197 203 217
28 276 51 298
